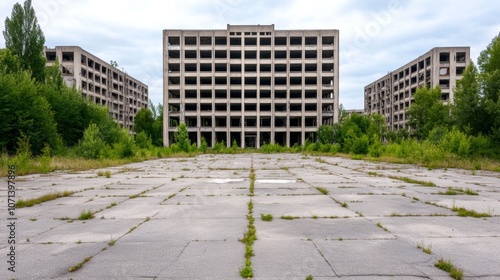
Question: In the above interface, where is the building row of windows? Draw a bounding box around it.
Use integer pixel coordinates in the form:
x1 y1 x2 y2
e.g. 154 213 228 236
168 76 334 86
167 49 334 60
168 103 333 112
168 63 335 73
168 89 334 99
167 36 335 46
390 53 466 82
46 51 147 93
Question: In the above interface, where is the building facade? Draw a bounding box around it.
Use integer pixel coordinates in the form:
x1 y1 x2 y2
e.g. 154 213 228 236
364 47 470 130
163 24 339 148
43 46 149 130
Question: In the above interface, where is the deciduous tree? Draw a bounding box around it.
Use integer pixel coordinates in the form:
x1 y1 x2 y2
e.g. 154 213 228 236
3 0 46 82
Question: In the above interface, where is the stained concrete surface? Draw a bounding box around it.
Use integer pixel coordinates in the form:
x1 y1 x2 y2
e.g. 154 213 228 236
1 154 500 279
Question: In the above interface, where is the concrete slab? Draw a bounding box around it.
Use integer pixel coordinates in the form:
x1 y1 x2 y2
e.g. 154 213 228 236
252 240 337 278
314 239 446 278
3 153 500 279
158 240 243 278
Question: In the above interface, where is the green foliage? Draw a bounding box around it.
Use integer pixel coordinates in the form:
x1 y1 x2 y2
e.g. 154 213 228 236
173 122 190 152
407 86 450 139
352 134 369 155
78 209 94 220
232 139 239 150
435 259 463 280
77 123 106 159
260 143 286 153
114 131 136 158
452 63 487 135
135 131 152 149
0 48 20 74
0 70 61 155
133 108 154 137
317 125 334 144
3 0 46 82
261 213 273 222
16 190 74 208
212 141 226 153
200 137 208 153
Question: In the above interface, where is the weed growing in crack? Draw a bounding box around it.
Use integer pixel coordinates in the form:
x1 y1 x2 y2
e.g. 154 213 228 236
376 222 389 232
316 187 329 195
451 206 491 218
261 213 273 222
16 190 75 208
389 176 436 187
240 199 256 278
417 242 432 254
434 259 463 280
281 215 300 220
78 210 94 220
69 256 93 272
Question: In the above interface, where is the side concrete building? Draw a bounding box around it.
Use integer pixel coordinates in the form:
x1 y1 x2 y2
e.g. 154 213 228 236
364 47 470 130
163 24 339 148
43 46 149 130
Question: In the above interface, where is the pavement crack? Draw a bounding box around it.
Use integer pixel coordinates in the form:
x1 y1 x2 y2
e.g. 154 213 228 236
172 241 190 264
312 240 338 277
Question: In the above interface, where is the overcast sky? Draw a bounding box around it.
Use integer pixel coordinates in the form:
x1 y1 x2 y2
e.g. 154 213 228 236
1 0 499 109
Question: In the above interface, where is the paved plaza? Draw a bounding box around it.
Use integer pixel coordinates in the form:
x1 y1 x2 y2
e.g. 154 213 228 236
2 154 500 279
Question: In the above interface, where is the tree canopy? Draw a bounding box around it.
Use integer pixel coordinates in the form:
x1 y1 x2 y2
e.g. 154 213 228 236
3 0 46 82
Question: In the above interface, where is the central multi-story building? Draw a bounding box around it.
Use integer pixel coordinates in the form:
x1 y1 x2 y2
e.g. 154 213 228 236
163 24 339 148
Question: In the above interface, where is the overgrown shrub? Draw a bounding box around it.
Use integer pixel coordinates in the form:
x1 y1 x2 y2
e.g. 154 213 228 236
77 123 106 159
135 131 152 149
260 143 285 153
200 137 208 153
352 135 369 155
114 132 136 159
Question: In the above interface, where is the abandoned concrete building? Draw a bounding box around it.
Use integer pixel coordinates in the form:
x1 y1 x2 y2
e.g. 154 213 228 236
163 24 339 148
44 46 149 130
364 47 470 131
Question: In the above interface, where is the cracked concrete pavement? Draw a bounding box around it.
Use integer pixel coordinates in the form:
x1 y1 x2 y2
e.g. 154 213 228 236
1 153 500 279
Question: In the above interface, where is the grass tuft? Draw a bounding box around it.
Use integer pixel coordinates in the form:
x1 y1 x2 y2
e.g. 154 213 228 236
376 222 389 232
261 213 273 222
281 215 300 220
316 187 329 195
451 206 491 218
434 259 463 280
16 191 74 208
69 256 92 272
78 210 94 220
417 243 432 254
389 176 435 187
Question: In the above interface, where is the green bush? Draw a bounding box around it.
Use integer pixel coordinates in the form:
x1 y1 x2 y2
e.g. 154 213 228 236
212 141 226 153
135 131 152 149
114 132 136 158
200 137 208 153
469 134 492 157
77 123 106 159
368 142 383 157
352 135 369 155
260 143 284 153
